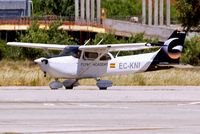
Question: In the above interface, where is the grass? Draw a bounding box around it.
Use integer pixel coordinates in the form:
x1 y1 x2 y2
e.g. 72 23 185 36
0 60 51 86
0 60 200 86
79 69 200 86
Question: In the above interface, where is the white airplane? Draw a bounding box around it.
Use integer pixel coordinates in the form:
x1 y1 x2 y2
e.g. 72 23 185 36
7 30 186 90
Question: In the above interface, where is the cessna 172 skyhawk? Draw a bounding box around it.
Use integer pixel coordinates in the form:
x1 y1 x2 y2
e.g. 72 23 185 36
7 30 186 90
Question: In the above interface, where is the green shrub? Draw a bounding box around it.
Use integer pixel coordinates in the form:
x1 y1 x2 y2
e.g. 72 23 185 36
0 40 21 60
102 0 141 17
181 37 200 65
0 40 6 60
18 21 78 60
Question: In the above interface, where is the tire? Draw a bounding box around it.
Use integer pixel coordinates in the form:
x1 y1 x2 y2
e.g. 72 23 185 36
50 88 59 90
49 81 63 90
99 87 107 90
65 86 73 90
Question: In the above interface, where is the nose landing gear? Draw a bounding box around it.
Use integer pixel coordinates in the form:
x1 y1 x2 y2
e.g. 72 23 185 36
49 80 63 90
44 71 47 77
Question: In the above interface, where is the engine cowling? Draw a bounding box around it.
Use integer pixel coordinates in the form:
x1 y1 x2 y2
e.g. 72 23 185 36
163 38 183 59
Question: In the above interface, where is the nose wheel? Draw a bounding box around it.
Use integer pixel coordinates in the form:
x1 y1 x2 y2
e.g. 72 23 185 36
49 80 63 90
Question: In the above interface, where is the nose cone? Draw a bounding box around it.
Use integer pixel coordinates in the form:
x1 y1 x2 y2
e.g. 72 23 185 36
34 58 41 64
34 58 47 64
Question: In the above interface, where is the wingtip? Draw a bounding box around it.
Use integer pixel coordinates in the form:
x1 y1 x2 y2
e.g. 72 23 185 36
7 42 20 46
6 42 13 45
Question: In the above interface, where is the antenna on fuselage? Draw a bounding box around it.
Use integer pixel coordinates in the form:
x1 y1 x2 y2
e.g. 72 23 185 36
83 39 91 46
97 39 104 45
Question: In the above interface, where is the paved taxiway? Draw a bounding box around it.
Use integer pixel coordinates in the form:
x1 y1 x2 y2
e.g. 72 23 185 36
0 86 200 134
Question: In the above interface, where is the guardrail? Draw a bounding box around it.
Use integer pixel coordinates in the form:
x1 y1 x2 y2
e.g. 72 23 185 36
0 15 180 27
0 16 103 28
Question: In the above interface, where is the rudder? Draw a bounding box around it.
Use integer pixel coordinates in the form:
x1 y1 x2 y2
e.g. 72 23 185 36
146 30 186 71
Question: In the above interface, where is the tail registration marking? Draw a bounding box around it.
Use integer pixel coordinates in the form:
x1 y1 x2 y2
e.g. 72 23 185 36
119 62 140 70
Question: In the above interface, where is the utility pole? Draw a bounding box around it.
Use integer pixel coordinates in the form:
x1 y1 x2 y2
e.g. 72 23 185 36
81 0 85 22
159 0 164 25
142 0 146 24
97 0 101 23
75 0 79 22
148 0 152 25
86 0 90 22
166 0 171 26
154 0 158 25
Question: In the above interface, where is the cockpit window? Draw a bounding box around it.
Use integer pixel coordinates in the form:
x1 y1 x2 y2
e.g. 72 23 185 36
59 46 81 58
83 52 98 60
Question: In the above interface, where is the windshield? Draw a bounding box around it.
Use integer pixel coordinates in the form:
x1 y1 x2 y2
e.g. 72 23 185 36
59 46 81 58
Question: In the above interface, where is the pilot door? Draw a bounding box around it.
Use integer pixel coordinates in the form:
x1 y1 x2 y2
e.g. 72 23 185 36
77 52 111 78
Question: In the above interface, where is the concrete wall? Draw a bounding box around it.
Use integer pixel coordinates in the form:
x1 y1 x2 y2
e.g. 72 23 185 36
103 19 175 40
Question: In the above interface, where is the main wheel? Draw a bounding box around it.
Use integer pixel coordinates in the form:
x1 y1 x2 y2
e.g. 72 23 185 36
64 86 74 90
96 80 112 90
49 81 63 90
63 79 77 90
50 87 60 90
99 87 107 90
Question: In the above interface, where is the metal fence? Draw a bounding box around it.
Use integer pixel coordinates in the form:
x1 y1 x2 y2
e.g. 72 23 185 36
0 16 103 28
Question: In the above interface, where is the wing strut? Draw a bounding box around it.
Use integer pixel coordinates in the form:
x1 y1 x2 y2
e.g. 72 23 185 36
115 51 121 58
83 39 91 46
97 39 104 45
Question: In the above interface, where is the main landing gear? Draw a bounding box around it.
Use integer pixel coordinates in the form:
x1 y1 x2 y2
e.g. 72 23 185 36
49 79 113 90
63 79 79 89
96 79 113 90
49 79 79 90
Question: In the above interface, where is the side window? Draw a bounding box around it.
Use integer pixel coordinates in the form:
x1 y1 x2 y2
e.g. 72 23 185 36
83 52 98 60
100 54 111 61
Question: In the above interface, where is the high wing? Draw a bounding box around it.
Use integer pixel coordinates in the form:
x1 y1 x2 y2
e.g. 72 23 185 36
79 43 158 52
7 42 158 52
7 42 66 50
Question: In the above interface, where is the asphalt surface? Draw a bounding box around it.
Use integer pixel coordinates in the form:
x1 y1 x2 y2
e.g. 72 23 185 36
0 86 200 134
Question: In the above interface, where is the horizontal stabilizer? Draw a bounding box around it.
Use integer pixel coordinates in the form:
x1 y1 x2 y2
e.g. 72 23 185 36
158 63 193 69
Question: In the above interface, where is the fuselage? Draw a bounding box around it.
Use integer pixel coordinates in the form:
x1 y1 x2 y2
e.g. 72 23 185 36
35 50 159 79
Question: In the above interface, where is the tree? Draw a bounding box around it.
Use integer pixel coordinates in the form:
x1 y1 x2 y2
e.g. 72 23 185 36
91 33 123 45
19 21 78 59
102 0 141 18
181 37 200 65
176 0 200 32
32 0 74 16
0 40 6 60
